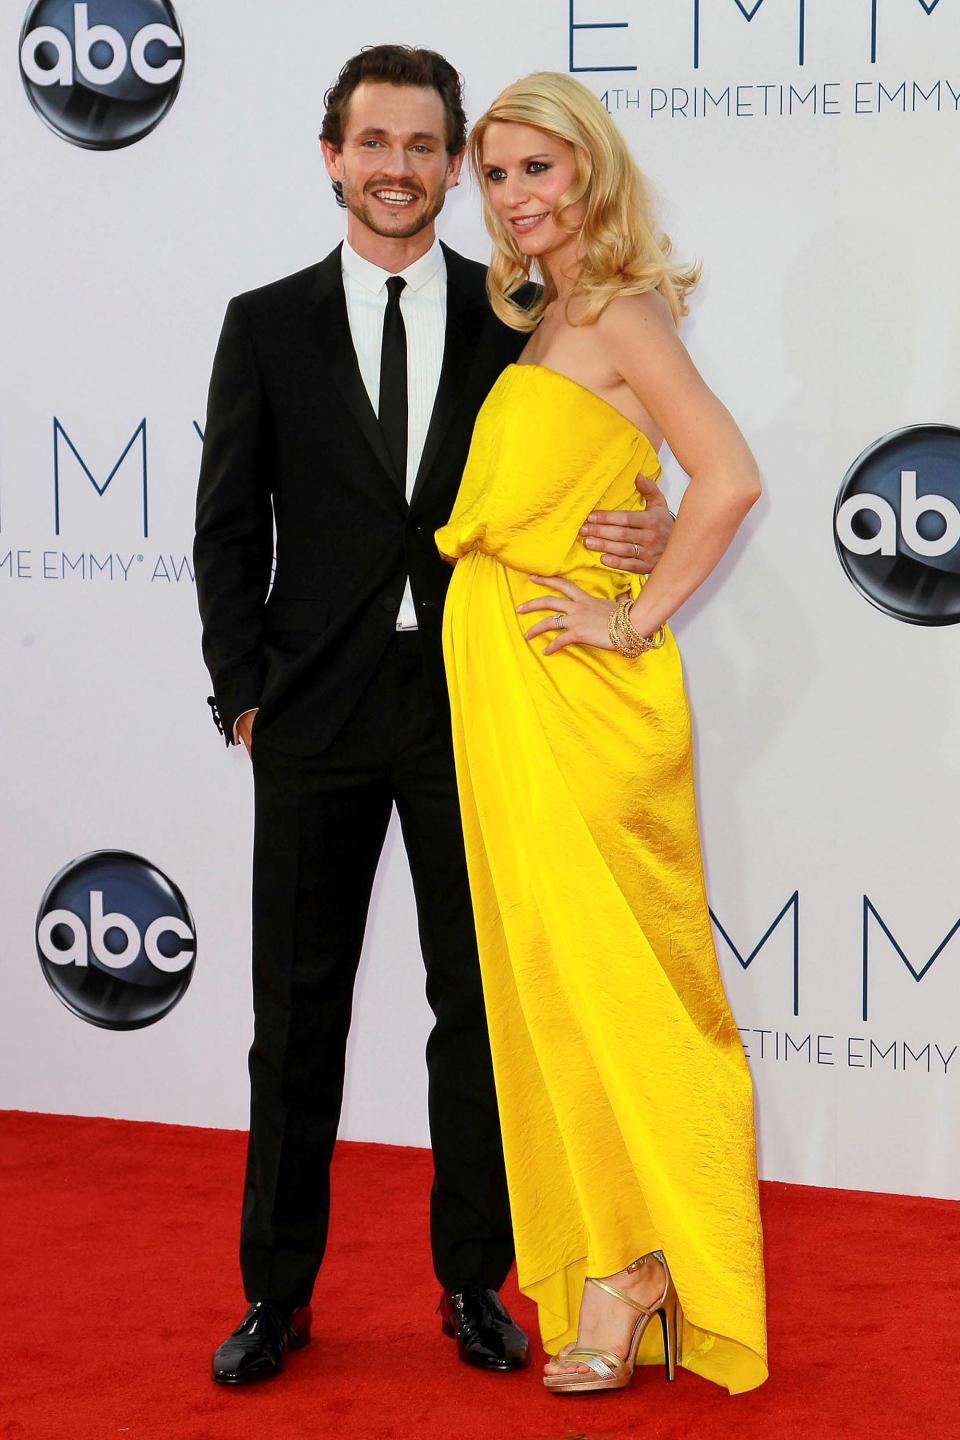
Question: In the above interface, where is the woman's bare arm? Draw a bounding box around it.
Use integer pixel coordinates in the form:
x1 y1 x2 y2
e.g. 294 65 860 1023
600 291 761 636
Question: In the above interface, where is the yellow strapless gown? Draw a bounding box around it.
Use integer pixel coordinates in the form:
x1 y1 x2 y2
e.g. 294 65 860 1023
435 364 768 1394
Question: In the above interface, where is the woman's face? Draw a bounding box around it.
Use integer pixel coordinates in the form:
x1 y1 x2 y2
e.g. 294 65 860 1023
480 121 583 264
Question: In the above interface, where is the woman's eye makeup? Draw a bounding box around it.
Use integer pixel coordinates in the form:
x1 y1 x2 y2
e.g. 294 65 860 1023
485 161 552 183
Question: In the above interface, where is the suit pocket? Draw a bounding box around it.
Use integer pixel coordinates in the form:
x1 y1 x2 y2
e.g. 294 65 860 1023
263 595 330 634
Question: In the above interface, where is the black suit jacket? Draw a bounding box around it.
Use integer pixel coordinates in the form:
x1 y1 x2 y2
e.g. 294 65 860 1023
194 243 525 755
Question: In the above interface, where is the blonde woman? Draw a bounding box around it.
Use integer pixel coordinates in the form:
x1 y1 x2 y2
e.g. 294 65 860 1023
435 73 768 1397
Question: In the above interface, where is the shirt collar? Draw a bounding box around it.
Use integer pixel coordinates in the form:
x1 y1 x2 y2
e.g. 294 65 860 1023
341 236 444 296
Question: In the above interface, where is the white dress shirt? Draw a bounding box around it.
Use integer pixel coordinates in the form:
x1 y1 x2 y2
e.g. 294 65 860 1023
341 236 447 629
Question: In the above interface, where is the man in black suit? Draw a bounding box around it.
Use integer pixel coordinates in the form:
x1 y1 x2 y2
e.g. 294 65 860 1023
195 45 671 1387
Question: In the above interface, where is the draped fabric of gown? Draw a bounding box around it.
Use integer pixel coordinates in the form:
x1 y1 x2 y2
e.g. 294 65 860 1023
435 363 768 1395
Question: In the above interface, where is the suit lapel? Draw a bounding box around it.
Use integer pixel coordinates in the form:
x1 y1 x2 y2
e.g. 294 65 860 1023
308 245 403 495
410 244 489 508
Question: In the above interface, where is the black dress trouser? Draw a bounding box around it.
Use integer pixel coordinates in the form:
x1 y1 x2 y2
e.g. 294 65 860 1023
240 631 514 1305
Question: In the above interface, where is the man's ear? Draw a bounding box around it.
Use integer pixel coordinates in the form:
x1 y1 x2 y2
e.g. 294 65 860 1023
320 136 343 183
445 147 466 190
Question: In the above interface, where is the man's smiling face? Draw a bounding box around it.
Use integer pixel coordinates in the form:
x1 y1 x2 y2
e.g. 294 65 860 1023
322 80 463 243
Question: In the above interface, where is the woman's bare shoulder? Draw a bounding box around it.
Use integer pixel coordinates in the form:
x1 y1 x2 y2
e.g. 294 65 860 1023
594 292 684 390
596 288 677 342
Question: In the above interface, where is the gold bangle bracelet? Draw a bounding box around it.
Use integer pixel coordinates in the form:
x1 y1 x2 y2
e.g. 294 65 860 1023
608 594 665 659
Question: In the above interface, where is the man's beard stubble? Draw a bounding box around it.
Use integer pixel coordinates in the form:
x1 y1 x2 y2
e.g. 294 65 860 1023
342 175 448 240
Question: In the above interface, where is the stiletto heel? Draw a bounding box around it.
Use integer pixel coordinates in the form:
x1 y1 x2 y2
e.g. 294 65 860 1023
657 1279 680 1382
543 1250 682 1394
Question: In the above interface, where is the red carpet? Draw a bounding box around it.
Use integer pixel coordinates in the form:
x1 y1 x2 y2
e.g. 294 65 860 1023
1 1111 957 1440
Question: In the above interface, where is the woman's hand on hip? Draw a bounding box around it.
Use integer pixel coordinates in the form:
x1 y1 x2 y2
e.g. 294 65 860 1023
517 576 617 655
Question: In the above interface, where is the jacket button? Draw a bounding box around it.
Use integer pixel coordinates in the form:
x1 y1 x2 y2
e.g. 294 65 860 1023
381 594 399 611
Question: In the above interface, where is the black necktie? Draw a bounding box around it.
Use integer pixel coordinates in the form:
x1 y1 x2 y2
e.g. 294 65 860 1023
379 275 407 490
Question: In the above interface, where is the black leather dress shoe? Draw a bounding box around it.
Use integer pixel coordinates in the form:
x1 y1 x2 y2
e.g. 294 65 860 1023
439 1288 529 1371
211 1301 312 1385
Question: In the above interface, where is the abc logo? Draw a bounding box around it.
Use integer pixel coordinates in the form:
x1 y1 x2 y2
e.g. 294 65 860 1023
19 1 184 151
36 851 196 1030
834 424 960 626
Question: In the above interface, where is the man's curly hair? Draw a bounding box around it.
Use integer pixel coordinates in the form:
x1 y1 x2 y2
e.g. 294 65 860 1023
321 45 467 206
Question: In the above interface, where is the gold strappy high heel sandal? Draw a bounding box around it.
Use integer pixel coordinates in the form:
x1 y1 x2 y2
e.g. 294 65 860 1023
543 1250 681 1394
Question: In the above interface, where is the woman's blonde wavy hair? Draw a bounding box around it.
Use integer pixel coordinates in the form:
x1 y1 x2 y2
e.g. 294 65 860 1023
469 71 699 332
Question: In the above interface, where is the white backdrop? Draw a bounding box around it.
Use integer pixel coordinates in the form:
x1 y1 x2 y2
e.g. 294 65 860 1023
2 0 958 1200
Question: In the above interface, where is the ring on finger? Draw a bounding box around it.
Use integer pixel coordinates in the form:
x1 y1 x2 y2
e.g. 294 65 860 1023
553 613 565 630
633 542 642 559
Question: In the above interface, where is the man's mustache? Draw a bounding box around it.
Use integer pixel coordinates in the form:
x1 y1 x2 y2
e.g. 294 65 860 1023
364 177 426 197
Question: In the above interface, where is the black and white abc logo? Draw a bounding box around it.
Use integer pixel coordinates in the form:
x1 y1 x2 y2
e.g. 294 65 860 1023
36 851 196 1030
19 1 184 151
834 424 960 626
